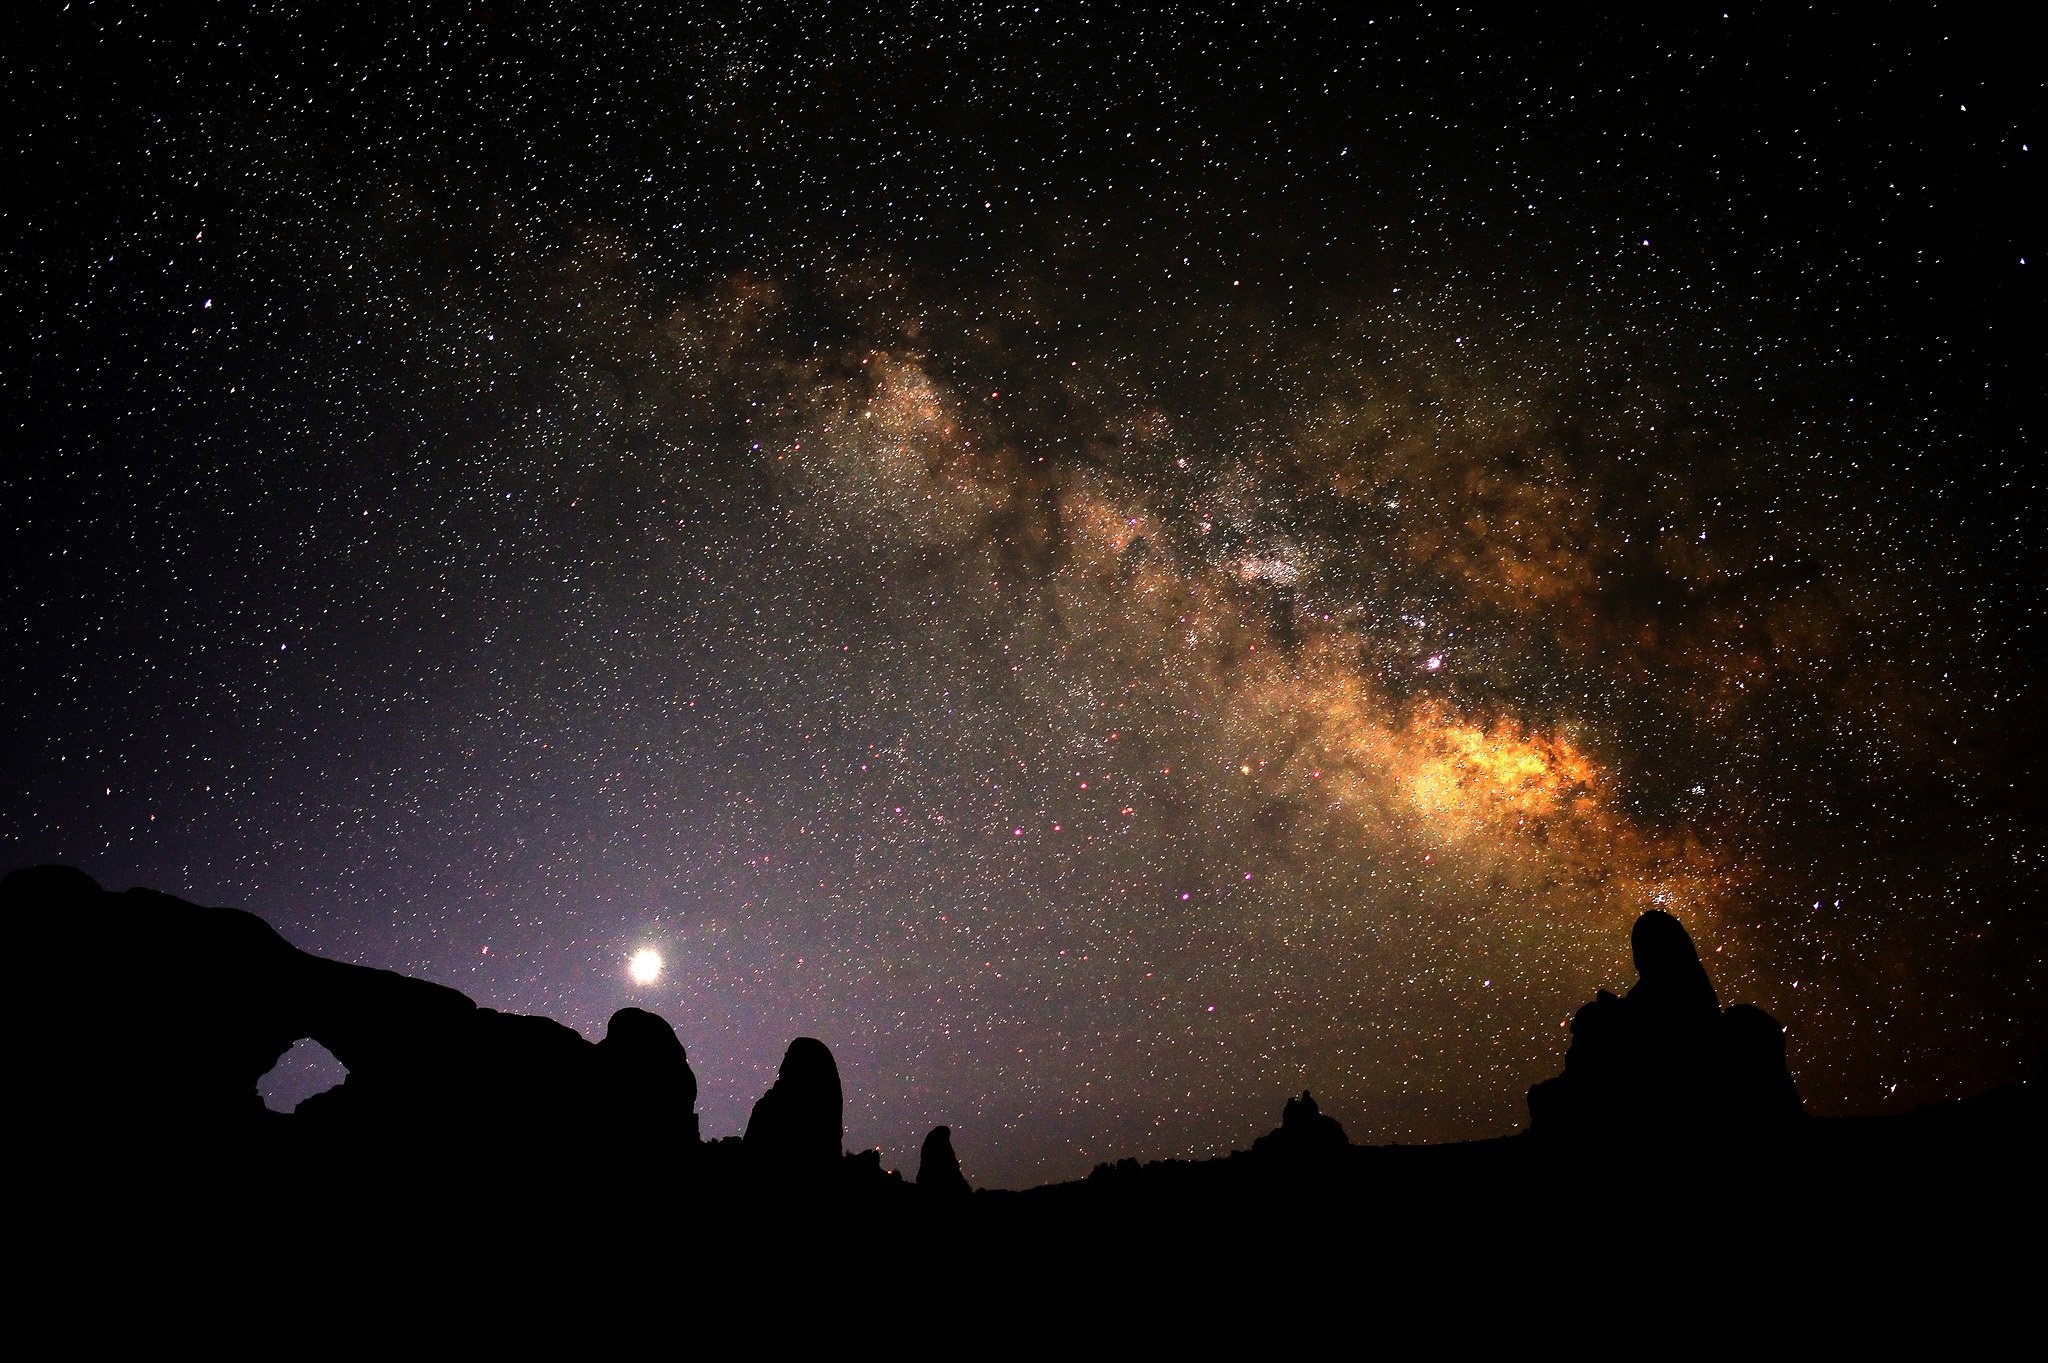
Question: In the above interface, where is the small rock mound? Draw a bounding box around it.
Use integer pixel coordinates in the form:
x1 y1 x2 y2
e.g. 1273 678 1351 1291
1251 1089 1349 1158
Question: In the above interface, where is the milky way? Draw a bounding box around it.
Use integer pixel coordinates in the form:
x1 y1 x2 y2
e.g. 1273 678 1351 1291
5 4 2038 1185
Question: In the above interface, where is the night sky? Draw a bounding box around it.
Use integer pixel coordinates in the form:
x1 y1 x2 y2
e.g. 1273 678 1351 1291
6 2 2039 1187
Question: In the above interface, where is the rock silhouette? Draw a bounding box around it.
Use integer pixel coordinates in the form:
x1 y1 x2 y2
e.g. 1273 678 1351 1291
13 863 327 1138
6 865 700 1169
11 858 2035 1310
1717 1002 1805 1127
599 1006 702 1145
743 1036 845 1177
917 1124 971 1198
1250 1090 1349 1158
1526 909 1802 1139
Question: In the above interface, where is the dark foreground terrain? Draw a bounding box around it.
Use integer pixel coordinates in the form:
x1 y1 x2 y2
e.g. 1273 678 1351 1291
11 864 2038 1336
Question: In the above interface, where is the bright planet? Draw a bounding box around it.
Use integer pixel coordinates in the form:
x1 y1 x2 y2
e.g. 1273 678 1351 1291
627 950 663 987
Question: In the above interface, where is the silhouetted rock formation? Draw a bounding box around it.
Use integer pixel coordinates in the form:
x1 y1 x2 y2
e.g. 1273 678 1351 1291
917 1124 971 1198
1527 909 1802 1140
1251 1090 1349 1159
5 865 701 1171
843 1146 906 1194
14 857 2039 1310
1717 1002 1804 1125
598 1006 702 1144
13 863 322 1139
744 1036 844 1178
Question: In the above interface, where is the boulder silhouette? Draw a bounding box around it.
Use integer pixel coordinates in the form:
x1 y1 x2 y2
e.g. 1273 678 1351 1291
599 1007 700 1144
1717 1003 1804 1127
744 1037 844 1176
1528 909 1801 1140
916 1124 971 1198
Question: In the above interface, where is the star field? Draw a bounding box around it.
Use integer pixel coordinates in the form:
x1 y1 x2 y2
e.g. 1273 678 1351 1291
4 3 2039 1186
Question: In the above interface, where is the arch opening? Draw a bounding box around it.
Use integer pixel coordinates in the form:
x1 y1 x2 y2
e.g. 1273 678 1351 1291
259 1037 349 1114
